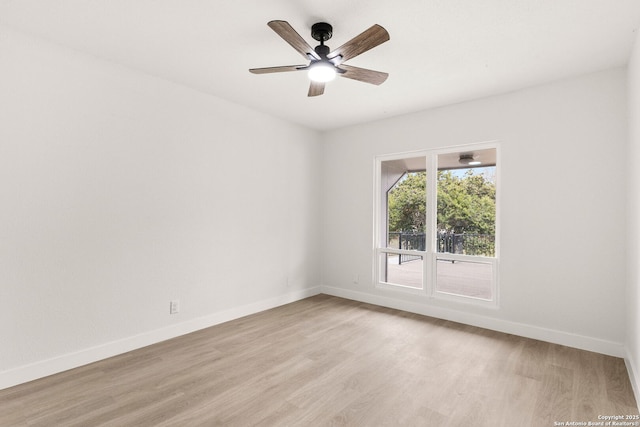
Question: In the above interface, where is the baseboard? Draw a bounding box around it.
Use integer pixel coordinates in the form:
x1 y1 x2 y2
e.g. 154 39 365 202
321 286 626 358
626 351 640 411
0 287 321 391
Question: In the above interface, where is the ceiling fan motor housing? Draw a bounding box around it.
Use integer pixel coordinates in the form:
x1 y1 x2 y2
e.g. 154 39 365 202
311 22 333 42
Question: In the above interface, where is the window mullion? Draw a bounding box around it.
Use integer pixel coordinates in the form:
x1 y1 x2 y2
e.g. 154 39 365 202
425 154 438 296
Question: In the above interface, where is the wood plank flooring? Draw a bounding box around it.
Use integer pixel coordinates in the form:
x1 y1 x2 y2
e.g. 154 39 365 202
1 294 638 426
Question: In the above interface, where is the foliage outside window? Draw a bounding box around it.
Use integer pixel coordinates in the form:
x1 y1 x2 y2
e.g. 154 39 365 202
387 168 496 256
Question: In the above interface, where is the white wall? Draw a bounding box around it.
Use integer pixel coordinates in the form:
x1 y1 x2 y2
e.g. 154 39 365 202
628 29 640 401
0 26 321 388
321 68 628 355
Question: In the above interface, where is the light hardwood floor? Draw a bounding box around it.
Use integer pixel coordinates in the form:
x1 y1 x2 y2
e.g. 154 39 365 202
1 294 638 426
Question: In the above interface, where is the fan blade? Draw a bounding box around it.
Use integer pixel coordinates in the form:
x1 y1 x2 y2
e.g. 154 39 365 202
338 64 389 85
328 24 389 64
308 81 325 97
249 65 306 74
268 20 320 61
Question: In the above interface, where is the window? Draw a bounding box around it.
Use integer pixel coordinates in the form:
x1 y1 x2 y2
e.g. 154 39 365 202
377 156 427 291
375 144 499 307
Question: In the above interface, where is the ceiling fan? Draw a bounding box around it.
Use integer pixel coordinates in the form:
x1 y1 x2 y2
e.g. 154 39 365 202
249 20 390 97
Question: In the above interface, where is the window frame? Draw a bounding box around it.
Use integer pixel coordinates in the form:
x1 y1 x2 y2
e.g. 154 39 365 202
373 142 500 308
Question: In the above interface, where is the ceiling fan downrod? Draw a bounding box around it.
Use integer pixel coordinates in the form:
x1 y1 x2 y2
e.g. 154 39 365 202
311 22 332 58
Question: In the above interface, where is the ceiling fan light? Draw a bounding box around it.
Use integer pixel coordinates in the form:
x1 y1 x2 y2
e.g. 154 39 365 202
308 62 337 83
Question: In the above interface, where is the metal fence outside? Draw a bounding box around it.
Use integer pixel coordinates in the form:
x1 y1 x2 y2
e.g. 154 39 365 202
388 231 495 264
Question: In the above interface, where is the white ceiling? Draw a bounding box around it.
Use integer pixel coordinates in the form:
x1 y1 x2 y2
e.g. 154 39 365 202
1 0 639 131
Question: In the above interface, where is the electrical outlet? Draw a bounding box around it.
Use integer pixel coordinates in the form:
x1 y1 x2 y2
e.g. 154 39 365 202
170 300 180 314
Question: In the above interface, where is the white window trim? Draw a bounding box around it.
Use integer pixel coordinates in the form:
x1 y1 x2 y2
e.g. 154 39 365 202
373 141 500 309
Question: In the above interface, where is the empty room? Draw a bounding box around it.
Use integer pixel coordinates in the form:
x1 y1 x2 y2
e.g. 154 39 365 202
2 0 640 425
